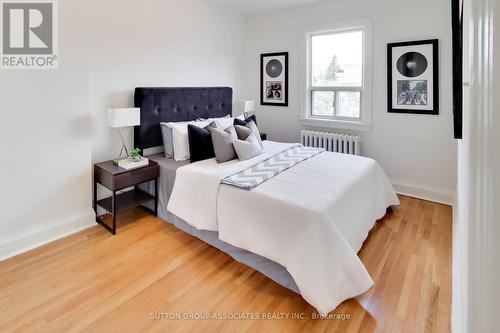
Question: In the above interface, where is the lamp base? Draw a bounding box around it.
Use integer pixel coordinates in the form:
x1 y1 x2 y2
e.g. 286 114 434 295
113 142 129 165
112 158 126 166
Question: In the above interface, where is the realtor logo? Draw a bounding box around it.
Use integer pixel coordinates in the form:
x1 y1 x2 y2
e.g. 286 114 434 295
1 0 58 69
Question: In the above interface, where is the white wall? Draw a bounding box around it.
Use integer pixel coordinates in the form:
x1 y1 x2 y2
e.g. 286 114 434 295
493 3 500 326
453 0 500 331
0 0 95 259
451 0 472 330
90 0 245 163
0 0 459 260
0 0 245 259
242 0 457 203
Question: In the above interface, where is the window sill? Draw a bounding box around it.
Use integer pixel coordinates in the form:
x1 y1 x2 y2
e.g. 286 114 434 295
299 117 372 131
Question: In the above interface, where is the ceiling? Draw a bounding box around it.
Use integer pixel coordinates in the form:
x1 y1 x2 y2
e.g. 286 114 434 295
206 0 322 13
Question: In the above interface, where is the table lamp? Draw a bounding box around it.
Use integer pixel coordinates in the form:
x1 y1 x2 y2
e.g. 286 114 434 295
108 108 140 164
244 100 255 118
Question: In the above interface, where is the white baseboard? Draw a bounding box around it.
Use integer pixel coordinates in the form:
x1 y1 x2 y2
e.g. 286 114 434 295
0 209 96 261
390 178 455 205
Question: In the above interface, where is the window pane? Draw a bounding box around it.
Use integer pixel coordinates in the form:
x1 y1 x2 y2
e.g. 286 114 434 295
312 91 335 116
311 30 362 87
337 91 361 118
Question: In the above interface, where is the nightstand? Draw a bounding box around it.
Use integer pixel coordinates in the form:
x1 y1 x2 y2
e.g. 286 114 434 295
93 160 159 235
260 133 267 141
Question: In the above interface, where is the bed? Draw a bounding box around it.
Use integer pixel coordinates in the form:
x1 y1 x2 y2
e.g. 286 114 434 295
135 87 399 314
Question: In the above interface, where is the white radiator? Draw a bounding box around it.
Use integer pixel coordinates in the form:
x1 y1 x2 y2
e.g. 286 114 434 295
301 130 361 155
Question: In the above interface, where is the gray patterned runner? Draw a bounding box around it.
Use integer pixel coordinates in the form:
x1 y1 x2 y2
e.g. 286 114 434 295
221 146 324 190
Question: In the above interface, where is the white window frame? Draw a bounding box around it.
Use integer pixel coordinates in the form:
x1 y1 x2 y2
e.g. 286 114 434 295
300 19 373 131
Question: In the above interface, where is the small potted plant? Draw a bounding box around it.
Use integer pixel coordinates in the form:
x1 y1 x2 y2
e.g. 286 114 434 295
128 148 142 162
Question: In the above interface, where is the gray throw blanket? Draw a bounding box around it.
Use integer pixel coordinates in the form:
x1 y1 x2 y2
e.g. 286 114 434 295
221 146 324 190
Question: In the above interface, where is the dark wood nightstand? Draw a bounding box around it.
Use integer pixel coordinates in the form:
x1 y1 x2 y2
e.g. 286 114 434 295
93 160 159 235
260 133 267 141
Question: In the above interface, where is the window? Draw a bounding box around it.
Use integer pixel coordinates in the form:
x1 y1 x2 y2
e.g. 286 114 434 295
301 20 372 130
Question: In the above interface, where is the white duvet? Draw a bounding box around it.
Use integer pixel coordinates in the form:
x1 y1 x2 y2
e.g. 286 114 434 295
168 141 399 314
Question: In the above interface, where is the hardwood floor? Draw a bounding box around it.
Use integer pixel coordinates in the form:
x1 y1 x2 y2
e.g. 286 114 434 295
0 195 451 333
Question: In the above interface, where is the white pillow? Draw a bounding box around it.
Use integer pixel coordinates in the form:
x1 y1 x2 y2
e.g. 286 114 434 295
233 133 263 161
166 119 214 161
213 114 246 129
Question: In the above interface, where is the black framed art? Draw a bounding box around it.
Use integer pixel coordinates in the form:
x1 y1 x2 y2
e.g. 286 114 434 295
387 39 439 115
260 52 288 106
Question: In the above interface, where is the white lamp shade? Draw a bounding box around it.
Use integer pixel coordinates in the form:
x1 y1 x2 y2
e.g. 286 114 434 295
108 108 140 128
244 100 255 113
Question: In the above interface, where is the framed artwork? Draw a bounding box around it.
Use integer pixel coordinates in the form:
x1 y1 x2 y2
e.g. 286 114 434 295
260 52 288 106
452 0 463 138
387 39 439 115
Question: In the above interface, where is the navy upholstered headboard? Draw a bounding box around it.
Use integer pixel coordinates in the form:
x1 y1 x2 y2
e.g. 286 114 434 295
134 87 233 151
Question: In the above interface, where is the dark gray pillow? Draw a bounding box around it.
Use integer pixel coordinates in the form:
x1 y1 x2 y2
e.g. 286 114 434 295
211 126 237 163
233 114 257 126
233 133 263 161
160 123 174 157
234 125 253 140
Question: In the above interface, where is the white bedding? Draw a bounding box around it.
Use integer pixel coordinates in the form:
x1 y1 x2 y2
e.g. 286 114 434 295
167 140 399 314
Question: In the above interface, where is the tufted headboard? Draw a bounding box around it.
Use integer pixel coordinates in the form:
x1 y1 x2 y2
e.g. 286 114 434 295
134 87 233 151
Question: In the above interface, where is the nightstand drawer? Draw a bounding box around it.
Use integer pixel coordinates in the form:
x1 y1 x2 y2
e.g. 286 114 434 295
114 165 159 190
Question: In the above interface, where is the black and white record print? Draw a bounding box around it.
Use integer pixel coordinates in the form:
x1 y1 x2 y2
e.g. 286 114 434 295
387 40 439 114
396 52 428 78
261 52 288 106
